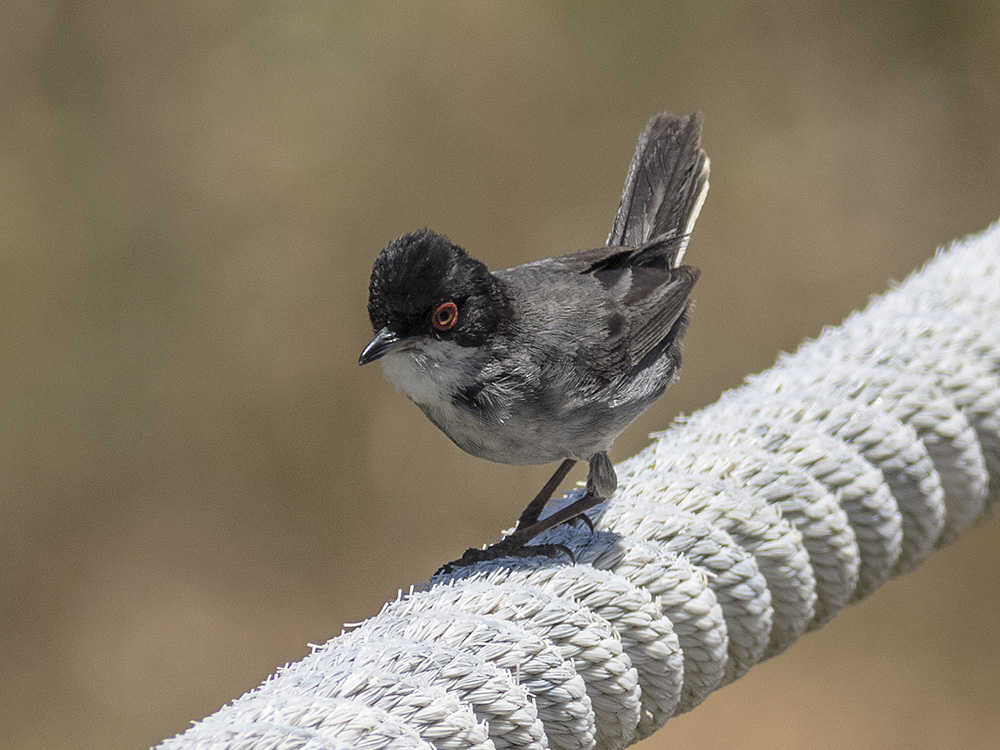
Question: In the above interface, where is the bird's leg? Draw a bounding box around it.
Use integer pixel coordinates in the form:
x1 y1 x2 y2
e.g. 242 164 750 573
514 459 577 530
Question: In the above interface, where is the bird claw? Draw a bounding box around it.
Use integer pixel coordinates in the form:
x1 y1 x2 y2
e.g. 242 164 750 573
564 512 595 532
436 538 575 576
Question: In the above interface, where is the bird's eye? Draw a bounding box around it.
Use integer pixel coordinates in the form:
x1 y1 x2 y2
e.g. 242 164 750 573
431 301 458 331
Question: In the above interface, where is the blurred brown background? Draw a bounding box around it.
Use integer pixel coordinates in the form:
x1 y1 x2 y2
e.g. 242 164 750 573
3 2 1000 749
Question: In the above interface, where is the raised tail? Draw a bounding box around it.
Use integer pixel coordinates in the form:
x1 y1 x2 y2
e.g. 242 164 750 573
606 112 710 266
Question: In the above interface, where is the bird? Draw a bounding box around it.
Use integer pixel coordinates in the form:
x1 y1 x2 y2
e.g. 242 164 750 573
359 112 709 563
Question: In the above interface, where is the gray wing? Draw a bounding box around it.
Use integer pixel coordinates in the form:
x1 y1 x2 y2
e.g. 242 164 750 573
509 243 700 376
606 112 710 265
589 264 700 376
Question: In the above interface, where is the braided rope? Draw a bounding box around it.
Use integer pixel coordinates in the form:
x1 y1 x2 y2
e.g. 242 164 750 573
156 220 1000 750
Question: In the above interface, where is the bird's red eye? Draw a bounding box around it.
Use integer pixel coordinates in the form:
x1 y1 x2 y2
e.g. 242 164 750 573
431 301 458 331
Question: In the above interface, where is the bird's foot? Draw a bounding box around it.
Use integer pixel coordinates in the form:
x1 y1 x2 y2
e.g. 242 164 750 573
436 535 574 576
435 487 604 577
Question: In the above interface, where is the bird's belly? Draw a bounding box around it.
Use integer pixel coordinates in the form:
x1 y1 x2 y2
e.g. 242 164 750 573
379 344 648 465
418 397 629 466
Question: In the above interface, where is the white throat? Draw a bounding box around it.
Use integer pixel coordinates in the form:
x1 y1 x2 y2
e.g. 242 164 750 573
378 339 481 410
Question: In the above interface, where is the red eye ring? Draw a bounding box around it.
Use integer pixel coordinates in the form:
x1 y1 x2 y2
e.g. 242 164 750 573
431 301 458 331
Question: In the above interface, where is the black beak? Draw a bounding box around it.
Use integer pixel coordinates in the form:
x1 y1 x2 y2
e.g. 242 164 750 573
359 327 409 365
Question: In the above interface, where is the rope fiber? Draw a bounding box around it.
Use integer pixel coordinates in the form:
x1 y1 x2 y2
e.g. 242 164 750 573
157 220 1000 750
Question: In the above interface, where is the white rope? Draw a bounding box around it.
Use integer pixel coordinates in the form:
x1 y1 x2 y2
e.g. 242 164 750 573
352 610 596 750
156 219 1000 750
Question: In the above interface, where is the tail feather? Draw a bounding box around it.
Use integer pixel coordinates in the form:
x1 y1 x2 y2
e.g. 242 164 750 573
607 112 710 266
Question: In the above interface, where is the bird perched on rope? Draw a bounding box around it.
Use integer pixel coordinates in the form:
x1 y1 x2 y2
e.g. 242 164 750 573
360 112 710 564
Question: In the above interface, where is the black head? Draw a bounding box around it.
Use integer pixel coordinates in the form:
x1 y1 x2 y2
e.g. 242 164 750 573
360 230 508 364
